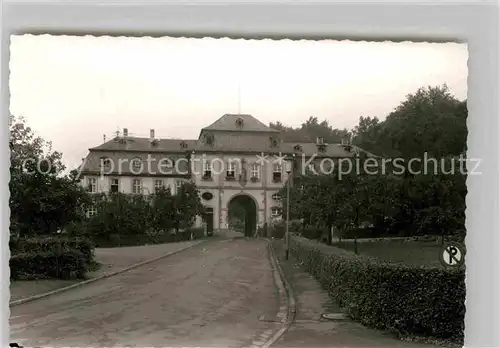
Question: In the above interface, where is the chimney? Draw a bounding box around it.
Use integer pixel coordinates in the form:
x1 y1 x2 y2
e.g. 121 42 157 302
103 134 106 143
316 137 324 145
341 137 352 151
123 128 128 137
341 137 351 147
150 129 155 141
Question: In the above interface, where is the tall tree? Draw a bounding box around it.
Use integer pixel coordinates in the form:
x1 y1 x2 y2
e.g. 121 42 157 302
174 181 205 231
9 115 90 238
365 85 467 158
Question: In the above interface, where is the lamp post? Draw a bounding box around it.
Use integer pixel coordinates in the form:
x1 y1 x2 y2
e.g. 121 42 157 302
285 155 294 260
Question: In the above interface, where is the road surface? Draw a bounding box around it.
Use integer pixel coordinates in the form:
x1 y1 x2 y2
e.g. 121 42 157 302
10 238 284 347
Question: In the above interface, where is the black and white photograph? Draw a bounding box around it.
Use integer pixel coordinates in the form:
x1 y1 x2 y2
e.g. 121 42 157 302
9 35 468 348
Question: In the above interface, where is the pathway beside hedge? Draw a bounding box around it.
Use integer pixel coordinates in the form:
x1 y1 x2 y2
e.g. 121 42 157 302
272 242 442 348
10 240 199 302
273 237 464 347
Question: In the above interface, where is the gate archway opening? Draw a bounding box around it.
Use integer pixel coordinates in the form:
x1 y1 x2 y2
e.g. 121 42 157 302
227 194 257 237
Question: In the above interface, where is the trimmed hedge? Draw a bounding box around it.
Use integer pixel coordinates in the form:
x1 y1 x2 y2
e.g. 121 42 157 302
10 236 96 281
11 236 95 264
301 226 324 240
10 249 88 280
189 227 205 239
277 236 465 344
92 228 206 248
270 222 285 239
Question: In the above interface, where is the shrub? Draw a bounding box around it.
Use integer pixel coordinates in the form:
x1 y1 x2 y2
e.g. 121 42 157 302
276 236 465 344
301 226 324 240
290 219 303 233
189 227 205 239
9 238 20 255
10 249 88 280
270 222 285 239
13 236 95 265
91 228 202 247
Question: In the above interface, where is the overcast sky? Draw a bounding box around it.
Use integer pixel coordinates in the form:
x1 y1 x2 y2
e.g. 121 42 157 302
9 35 468 170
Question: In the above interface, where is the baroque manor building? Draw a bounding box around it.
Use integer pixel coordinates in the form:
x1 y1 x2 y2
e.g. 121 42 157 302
79 113 365 236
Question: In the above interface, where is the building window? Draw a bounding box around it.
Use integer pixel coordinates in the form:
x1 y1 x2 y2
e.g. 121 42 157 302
176 180 183 192
271 207 281 217
86 205 97 218
100 157 111 169
269 136 279 148
164 159 174 168
272 193 281 201
272 163 282 182
154 179 164 192
204 133 214 146
110 178 119 193
226 162 236 180
87 177 97 193
132 179 142 194
251 163 260 180
131 158 142 171
203 162 212 179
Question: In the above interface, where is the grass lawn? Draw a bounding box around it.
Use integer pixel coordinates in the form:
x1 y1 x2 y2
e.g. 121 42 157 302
333 240 446 268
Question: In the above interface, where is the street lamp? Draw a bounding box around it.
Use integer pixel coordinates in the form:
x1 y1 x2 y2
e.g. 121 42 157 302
285 155 294 260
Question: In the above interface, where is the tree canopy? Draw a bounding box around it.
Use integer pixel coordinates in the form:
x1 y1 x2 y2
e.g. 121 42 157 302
9 115 91 238
277 85 467 243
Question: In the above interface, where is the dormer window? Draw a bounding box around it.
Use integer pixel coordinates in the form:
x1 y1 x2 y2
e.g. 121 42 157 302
100 157 111 168
236 117 244 128
131 158 142 171
204 133 214 146
180 141 188 149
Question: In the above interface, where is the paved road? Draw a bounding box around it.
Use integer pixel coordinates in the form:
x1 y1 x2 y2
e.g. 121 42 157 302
10 238 284 347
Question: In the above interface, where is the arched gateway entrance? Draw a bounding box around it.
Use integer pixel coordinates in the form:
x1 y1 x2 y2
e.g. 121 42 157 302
227 194 258 237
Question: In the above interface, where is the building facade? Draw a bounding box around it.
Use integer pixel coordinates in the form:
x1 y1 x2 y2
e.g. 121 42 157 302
79 113 364 234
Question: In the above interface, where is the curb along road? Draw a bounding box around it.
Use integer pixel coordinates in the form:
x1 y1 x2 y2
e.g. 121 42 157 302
10 239 210 307
259 242 297 348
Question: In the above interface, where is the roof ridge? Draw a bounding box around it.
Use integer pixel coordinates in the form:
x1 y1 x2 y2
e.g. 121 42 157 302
201 113 279 133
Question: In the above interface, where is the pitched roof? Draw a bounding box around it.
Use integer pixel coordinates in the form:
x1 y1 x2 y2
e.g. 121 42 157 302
90 137 198 152
201 114 279 133
79 151 191 176
82 114 378 176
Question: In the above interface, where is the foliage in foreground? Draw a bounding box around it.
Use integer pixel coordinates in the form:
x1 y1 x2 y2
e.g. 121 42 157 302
10 236 96 280
9 115 91 239
275 237 465 344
